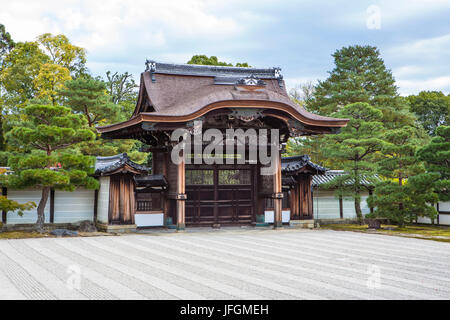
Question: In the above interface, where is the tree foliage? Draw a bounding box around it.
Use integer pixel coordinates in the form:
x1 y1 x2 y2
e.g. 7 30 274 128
59 76 120 127
416 125 450 202
37 33 87 77
308 45 413 129
288 81 315 108
34 63 71 105
368 126 434 226
0 41 49 106
0 24 15 67
0 196 35 217
309 45 396 113
104 71 138 121
187 55 250 67
105 71 138 105
408 91 450 136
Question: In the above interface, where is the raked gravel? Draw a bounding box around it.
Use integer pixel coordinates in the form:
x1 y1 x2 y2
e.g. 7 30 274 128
0 228 449 300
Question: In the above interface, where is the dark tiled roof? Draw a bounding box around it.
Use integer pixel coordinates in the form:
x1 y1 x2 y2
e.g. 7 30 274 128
135 174 168 188
281 155 327 175
95 153 150 175
312 170 381 188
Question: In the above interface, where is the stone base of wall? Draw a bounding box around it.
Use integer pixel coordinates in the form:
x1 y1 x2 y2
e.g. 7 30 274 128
289 219 314 229
96 223 137 233
316 218 359 225
1 223 79 232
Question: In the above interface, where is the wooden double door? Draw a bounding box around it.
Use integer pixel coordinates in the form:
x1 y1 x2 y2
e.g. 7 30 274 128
185 164 256 226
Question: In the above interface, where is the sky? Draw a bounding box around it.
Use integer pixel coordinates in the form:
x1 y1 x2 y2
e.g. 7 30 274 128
1 0 450 96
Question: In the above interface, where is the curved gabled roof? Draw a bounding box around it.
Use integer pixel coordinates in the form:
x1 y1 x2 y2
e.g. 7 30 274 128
95 153 150 176
97 61 348 135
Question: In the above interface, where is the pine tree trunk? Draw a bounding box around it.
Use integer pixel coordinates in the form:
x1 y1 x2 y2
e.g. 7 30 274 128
36 187 50 233
355 196 363 225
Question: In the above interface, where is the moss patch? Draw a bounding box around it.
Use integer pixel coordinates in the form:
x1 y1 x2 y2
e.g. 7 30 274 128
0 231 54 239
320 223 450 243
0 230 112 239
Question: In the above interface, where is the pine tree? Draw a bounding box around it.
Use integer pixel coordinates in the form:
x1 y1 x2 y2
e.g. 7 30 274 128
309 45 401 122
6 104 97 231
59 76 146 162
322 102 384 223
59 76 120 127
294 45 415 167
416 125 450 202
369 126 431 226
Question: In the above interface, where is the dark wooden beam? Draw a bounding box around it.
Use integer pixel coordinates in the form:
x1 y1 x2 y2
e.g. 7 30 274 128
50 189 55 223
437 202 440 226
2 187 7 224
94 189 99 223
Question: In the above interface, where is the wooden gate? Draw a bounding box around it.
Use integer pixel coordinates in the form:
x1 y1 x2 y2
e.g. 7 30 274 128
185 164 256 226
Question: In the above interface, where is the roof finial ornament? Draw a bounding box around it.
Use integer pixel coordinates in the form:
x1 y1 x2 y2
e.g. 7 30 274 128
145 59 157 82
273 67 284 88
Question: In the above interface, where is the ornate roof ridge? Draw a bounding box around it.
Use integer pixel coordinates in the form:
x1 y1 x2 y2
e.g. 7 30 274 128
144 59 283 81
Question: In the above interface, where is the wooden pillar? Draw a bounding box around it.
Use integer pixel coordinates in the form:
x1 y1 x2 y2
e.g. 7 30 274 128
273 150 283 229
49 189 55 223
291 184 299 219
369 189 374 214
162 152 168 226
339 195 343 219
176 150 186 231
2 187 7 224
437 202 440 226
289 188 294 220
306 175 313 218
94 189 99 223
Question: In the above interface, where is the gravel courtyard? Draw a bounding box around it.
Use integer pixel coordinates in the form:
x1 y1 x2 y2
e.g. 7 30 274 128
0 228 449 300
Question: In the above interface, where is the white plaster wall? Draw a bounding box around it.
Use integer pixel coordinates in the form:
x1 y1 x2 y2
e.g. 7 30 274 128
54 189 95 223
439 201 450 212
313 190 370 219
135 213 164 227
264 210 290 223
96 176 110 224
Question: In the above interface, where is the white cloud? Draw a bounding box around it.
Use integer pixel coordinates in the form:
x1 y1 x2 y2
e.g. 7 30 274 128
1 0 449 95
388 33 450 60
1 0 242 50
397 76 450 95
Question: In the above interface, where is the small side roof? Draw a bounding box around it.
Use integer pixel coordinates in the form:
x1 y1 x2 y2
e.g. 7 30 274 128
312 170 381 188
281 155 327 175
95 153 150 176
135 174 168 188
